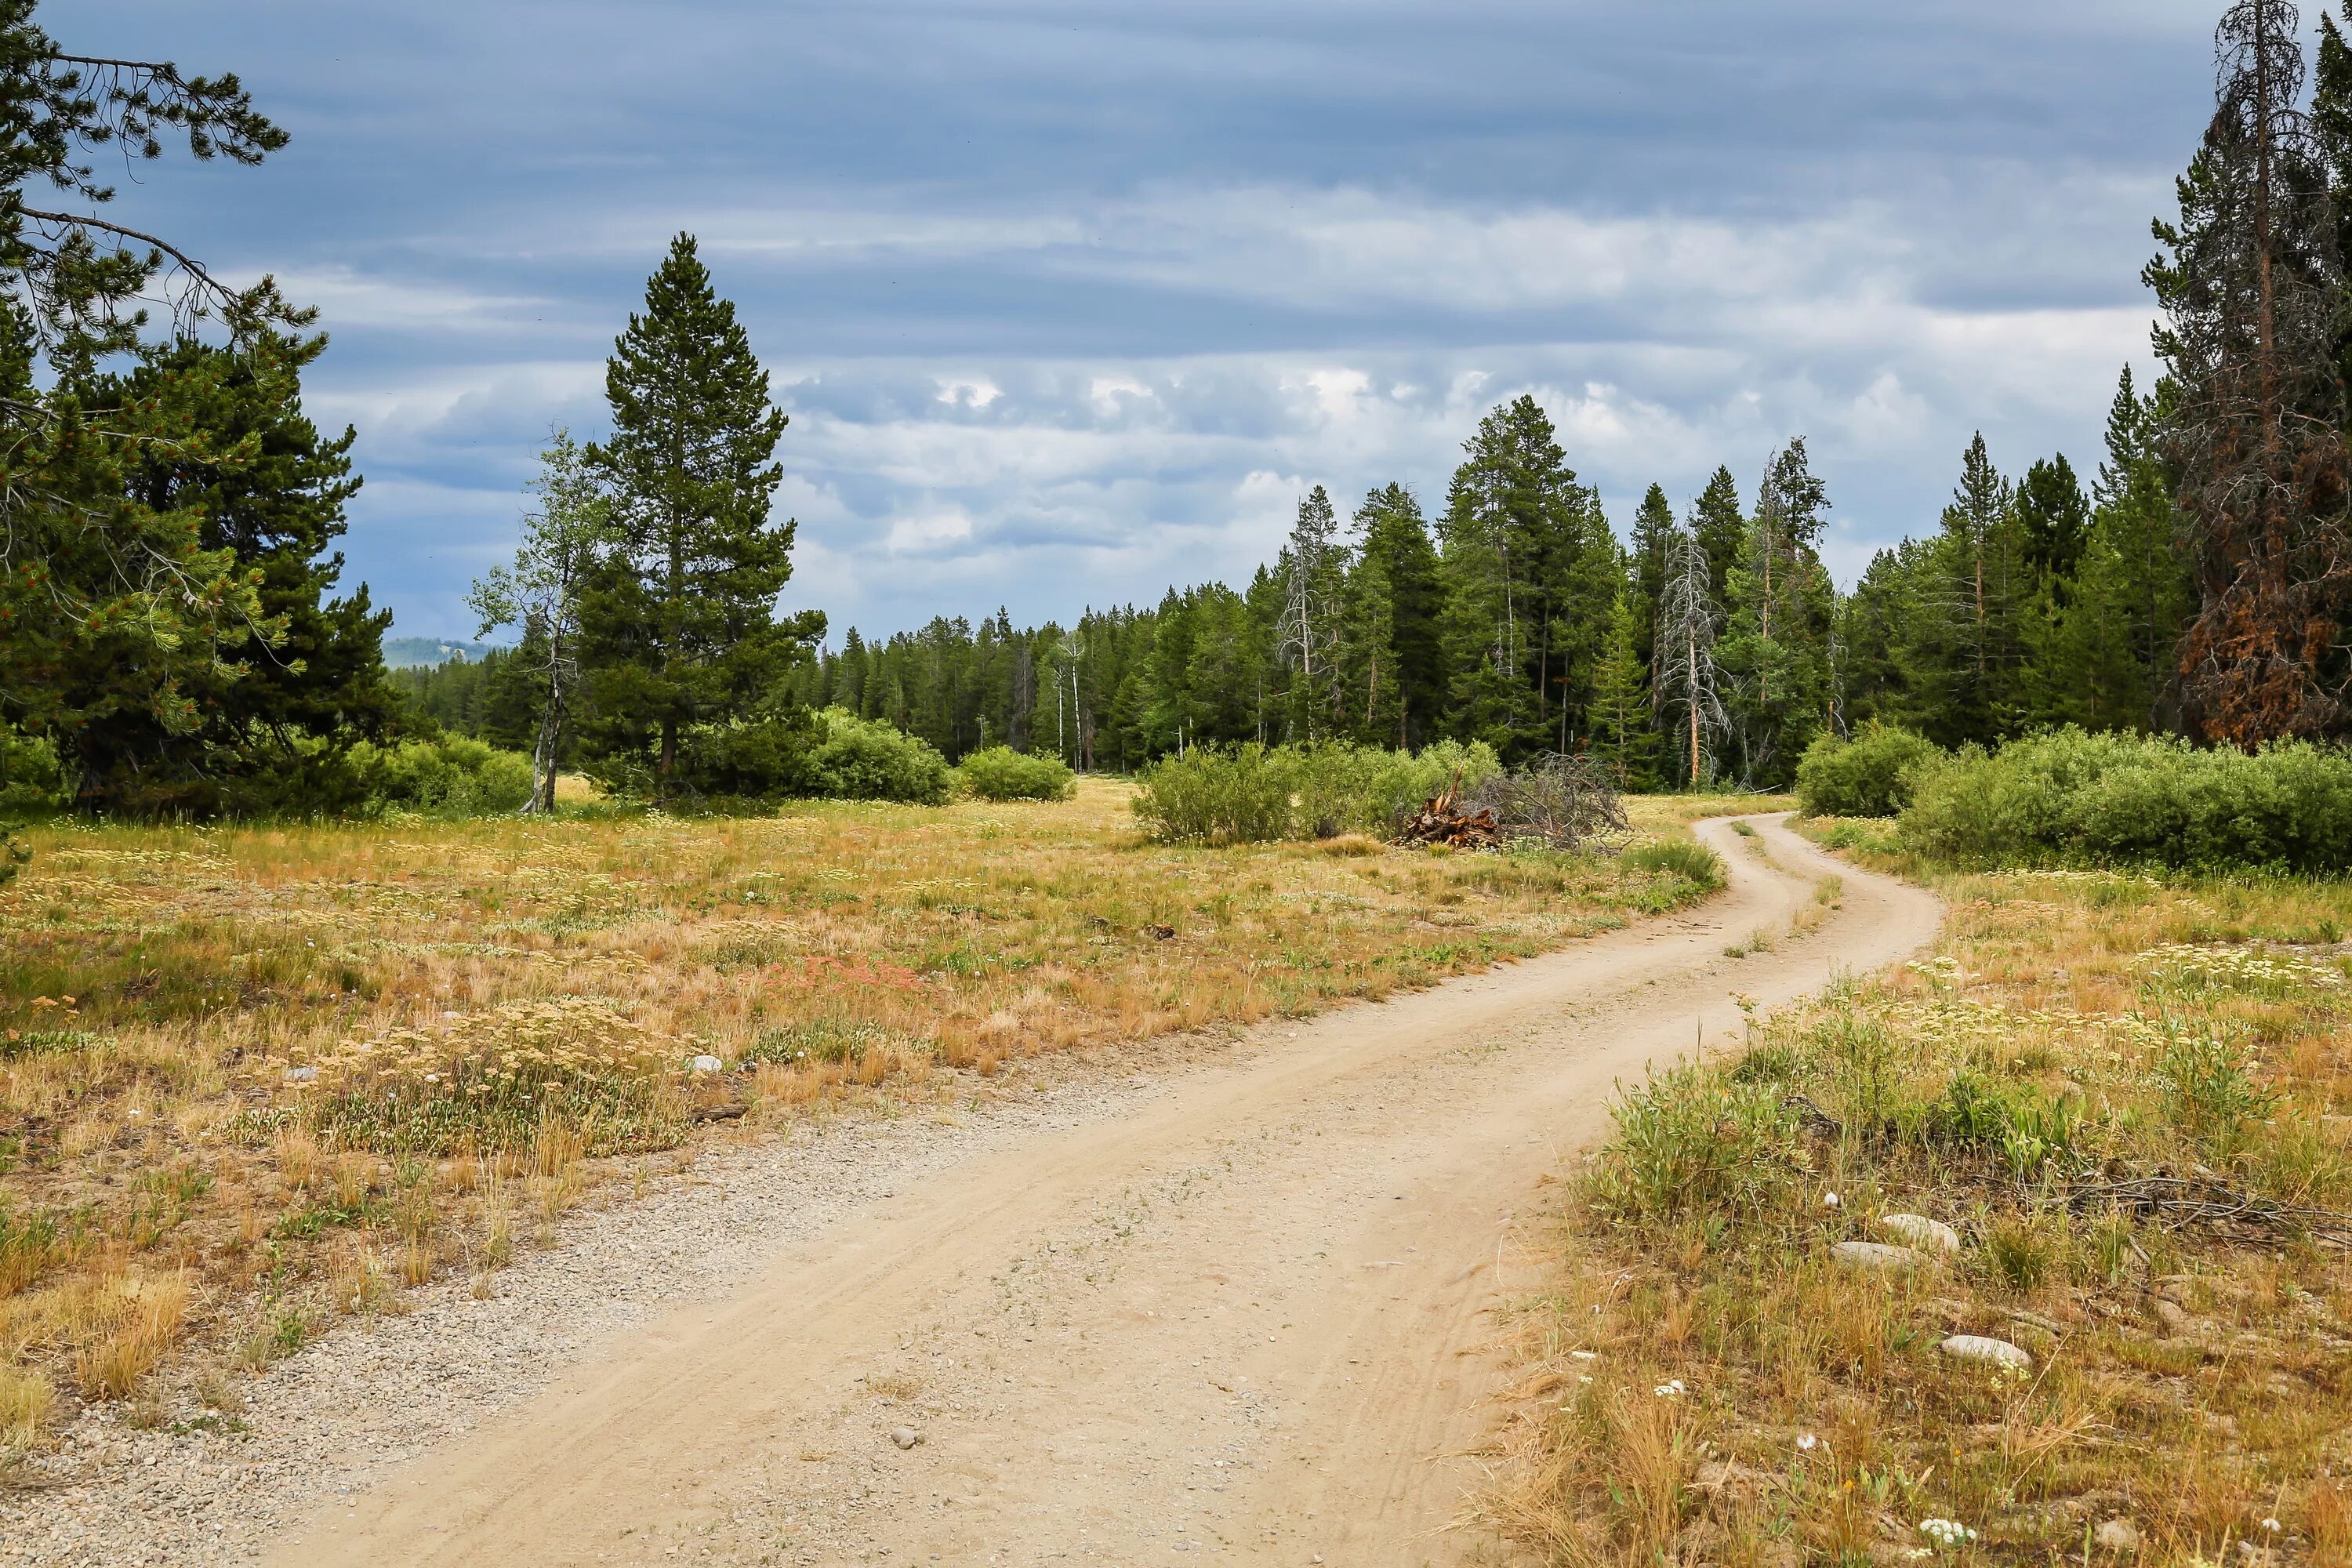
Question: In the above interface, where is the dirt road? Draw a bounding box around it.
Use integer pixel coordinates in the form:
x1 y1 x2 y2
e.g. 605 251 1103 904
265 814 1938 1567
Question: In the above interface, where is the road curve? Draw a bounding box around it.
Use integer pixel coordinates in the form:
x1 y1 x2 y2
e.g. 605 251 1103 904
267 813 1939 1567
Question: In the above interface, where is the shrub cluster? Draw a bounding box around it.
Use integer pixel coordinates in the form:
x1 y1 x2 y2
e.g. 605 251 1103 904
1619 838 1726 891
799 708 953 805
953 746 1075 802
1131 739 1501 844
1899 727 2352 873
1793 724 1944 818
351 735 535 817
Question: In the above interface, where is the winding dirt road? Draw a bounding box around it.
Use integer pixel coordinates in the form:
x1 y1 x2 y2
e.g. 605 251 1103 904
265 813 1938 1567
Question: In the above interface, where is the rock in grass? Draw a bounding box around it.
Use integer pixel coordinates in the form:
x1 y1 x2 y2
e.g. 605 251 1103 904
1878 1213 1960 1255
689 1054 724 1075
2094 1519 2140 1554
1831 1240 1924 1273
889 1426 922 1450
1939 1334 2033 1372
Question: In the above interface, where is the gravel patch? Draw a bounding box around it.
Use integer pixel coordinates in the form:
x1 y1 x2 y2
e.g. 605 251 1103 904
0 1057 1181 1567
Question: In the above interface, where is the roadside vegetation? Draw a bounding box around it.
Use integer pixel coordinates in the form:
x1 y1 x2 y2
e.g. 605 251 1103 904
0 779 1740 1457
1490 742 2352 1566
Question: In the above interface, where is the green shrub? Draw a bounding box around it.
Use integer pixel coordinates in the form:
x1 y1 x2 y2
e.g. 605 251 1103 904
801 709 952 804
1898 728 2352 873
0 724 66 815
1131 744 1297 843
1587 1063 1803 1235
1620 838 1726 891
1795 724 1943 818
1131 739 1501 844
353 735 535 817
954 746 1075 802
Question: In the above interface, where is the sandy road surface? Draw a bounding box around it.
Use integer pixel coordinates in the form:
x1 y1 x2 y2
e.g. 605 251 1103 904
265 814 1938 1567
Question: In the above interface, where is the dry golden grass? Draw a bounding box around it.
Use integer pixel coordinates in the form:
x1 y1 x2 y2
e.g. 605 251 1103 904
1484 829 2352 1567
0 779 1737 1439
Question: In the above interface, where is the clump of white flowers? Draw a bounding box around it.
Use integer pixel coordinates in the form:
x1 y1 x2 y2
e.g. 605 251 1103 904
1918 1519 1976 1550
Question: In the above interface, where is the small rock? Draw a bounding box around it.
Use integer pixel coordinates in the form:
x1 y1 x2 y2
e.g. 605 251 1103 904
688 1054 724 1076
1939 1334 2033 1372
888 1427 921 1450
1831 1240 1924 1273
2151 1297 2191 1334
282 1066 318 1084
2094 1519 2140 1554
1878 1213 1960 1256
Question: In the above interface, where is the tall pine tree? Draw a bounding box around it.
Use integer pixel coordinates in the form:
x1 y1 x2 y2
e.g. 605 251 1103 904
579 234 824 800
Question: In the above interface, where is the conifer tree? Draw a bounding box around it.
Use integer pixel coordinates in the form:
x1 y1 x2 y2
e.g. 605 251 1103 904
578 234 823 800
1688 466 1747 607
1586 594 1657 788
1719 439 1833 783
1351 484 1446 746
2150 0 2352 741
1276 485 1347 740
1627 484 1675 679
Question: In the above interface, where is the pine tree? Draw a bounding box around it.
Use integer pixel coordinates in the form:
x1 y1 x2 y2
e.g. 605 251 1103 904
1917 433 2030 743
2150 0 2352 741
19 318 395 815
1628 484 1675 675
578 234 824 800
1276 485 1348 740
1719 438 1834 783
2014 454 2091 599
1437 396 1617 759
2042 368 2195 731
1587 593 1657 788
1352 484 1447 745
1689 466 1746 608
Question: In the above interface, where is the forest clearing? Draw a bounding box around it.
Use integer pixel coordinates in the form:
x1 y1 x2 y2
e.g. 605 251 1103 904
0 779 1737 1487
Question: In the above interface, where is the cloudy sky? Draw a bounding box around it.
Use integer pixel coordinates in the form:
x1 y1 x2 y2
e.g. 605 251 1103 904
78 0 2224 643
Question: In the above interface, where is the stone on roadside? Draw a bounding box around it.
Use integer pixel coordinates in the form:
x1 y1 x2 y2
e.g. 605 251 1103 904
889 1426 921 1450
1877 1213 1960 1256
2094 1519 2140 1554
1939 1334 2032 1372
1831 1240 1924 1273
689 1054 724 1075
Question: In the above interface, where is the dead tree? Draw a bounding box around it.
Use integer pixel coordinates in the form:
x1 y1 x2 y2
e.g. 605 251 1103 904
2154 0 2352 742
1652 526 1730 787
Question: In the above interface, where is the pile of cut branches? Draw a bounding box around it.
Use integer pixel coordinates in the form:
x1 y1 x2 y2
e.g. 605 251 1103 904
1394 754 1628 851
1394 772 1504 848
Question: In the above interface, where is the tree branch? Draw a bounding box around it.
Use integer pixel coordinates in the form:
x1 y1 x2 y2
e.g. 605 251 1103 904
15 205 228 295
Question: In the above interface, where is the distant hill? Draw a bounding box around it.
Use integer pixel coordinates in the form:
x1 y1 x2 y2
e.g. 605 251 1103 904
383 636 502 669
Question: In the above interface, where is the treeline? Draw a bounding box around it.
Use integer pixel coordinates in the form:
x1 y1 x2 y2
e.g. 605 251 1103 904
617 376 2183 792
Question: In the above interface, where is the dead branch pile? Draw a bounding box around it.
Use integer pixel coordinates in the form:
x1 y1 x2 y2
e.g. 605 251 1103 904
1394 772 1504 849
2060 1172 2352 1247
1465 753 1630 851
1394 754 1629 852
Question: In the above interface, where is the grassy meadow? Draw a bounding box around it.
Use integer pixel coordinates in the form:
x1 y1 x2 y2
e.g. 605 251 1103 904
0 778 1743 1454
1486 823 2352 1566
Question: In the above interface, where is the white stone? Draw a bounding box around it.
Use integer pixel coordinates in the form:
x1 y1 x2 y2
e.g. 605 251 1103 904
2094 1519 2140 1554
1878 1213 1960 1255
688 1054 724 1076
1831 1240 1922 1272
1939 1334 2033 1372
889 1426 921 1450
